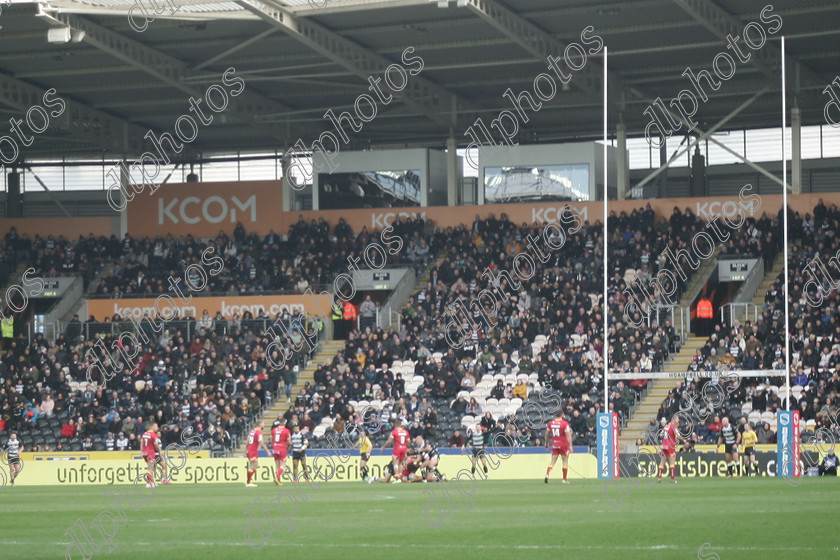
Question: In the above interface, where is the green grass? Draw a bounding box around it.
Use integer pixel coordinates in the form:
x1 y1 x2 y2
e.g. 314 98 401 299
1 478 836 560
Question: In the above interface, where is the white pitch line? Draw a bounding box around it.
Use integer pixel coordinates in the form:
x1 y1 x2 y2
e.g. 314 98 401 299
7 541 835 552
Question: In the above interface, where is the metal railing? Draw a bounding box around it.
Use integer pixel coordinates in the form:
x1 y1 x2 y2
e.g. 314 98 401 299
377 267 417 329
719 303 762 327
646 304 689 343
27 320 60 344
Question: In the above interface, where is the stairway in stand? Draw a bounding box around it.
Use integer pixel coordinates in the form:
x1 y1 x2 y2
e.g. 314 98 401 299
620 336 708 451
746 256 783 319
233 340 346 455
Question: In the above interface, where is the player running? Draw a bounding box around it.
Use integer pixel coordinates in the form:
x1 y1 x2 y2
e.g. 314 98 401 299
717 417 741 478
657 416 687 483
465 427 489 476
358 429 373 481
545 413 573 484
271 420 292 485
741 422 760 476
245 422 271 487
381 419 410 476
290 424 311 483
2 433 23 487
141 423 170 488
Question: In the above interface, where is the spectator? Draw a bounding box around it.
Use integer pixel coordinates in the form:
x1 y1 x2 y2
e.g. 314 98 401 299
22 403 38 425
490 380 505 399
213 425 232 450
39 394 55 418
512 380 528 399
359 295 377 332
819 450 838 476
480 412 496 435
61 419 77 438
467 397 482 416
409 419 423 439
643 417 659 445
116 432 130 451
448 429 465 447
450 395 467 415
756 422 775 444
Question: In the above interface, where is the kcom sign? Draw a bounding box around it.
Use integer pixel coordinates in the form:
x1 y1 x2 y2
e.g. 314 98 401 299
159 195 257 225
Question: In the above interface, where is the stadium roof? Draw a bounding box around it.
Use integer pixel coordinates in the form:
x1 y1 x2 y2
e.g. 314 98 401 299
0 0 837 160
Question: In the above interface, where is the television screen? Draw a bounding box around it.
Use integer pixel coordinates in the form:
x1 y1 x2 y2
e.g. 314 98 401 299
484 164 589 203
318 170 421 209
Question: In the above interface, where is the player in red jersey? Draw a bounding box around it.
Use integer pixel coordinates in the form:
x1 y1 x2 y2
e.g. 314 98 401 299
245 422 270 487
544 414 573 484
380 419 410 475
271 419 292 486
141 423 170 487
657 416 687 483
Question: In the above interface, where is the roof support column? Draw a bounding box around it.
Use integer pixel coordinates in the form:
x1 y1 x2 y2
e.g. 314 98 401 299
447 132 458 207
616 121 627 200
791 104 801 194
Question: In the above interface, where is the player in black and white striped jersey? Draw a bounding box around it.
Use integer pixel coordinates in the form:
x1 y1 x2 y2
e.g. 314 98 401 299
2 433 23 487
465 427 489 476
717 417 741 478
415 436 444 482
289 424 311 483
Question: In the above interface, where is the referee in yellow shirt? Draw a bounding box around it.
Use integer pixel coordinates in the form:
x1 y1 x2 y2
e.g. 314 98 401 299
358 430 373 481
742 423 759 476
